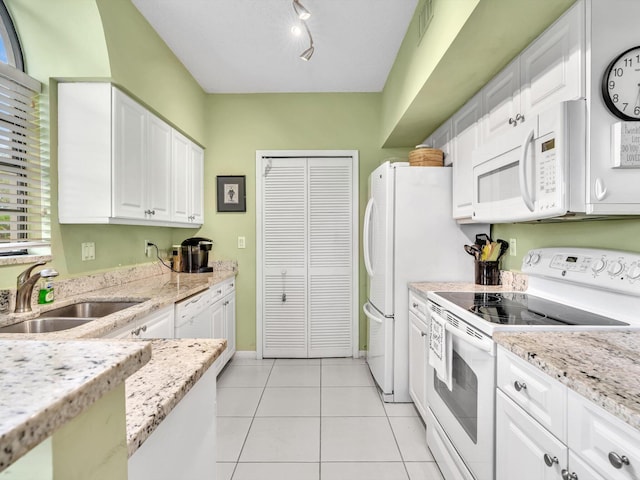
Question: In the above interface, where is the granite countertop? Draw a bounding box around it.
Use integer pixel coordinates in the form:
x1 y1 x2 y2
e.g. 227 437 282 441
125 338 226 457
0 339 152 472
0 270 235 339
495 330 640 432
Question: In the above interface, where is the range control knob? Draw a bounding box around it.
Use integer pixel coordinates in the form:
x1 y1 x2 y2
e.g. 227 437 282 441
524 253 532 265
592 258 607 274
628 264 640 280
608 260 625 276
530 253 541 264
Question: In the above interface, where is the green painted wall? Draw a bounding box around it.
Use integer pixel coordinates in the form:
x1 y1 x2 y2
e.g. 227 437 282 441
202 93 410 350
494 220 640 271
0 0 205 288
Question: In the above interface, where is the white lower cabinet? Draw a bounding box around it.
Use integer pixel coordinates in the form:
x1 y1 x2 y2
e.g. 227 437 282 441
103 305 174 339
212 279 236 375
408 292 428 420
497 347 639 480
128 364 216 480
496 390 566 480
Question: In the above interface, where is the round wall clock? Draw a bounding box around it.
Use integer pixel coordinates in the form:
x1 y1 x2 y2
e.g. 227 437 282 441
602 45 640 121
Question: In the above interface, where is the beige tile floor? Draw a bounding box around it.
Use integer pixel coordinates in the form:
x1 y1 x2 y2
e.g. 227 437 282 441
216 356 444 480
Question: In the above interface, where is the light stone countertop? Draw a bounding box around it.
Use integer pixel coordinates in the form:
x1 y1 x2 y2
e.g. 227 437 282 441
0 270 235 338
0 339 151 472
0 268 234 463
495 331 640 432
124 338 226 457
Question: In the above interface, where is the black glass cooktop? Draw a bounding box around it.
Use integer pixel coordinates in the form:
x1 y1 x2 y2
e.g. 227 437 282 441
434 292 628 327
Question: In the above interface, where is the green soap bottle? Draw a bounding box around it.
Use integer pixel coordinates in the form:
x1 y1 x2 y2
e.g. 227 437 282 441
38 278 55 304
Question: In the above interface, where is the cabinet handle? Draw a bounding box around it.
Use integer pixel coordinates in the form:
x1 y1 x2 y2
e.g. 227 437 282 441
608 452 630 469
543 454 558 467
412 302 419 308
420 332 427 337
217 289 222 294
508 117 517 126
151 209 156 215
515 113 525 122
561 470 578 480
141 325 147 332
514 380 527 392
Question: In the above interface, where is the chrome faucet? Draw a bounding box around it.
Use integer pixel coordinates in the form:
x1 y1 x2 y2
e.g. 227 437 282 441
14 261 59 313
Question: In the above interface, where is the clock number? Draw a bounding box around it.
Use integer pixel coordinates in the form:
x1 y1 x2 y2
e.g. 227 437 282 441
612 94 619 103
609 80 615 90
601 45 640 121
635 106 640 116
622 102 628 111
614 67 624 77
625 58 634 67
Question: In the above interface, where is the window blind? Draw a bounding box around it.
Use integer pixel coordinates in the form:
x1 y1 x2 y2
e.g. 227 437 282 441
0 62 47 254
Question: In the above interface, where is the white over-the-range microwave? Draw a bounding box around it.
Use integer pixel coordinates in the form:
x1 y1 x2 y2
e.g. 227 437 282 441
472 100 587 223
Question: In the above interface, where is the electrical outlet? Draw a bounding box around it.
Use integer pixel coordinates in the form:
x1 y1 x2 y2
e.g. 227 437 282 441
509 238 517 257
144 240 153 257
81 242 95 261
237 236 246 249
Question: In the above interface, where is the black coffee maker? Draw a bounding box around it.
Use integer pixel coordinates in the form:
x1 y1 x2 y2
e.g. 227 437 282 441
181 237 213 273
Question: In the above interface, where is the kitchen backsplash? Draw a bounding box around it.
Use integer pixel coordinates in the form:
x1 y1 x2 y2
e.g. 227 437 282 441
0 260 238 314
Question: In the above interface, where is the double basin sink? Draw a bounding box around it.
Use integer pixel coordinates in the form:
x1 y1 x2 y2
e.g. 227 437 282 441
0 301 143 334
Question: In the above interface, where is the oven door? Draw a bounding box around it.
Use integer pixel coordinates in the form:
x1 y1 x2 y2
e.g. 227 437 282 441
426 304 495 480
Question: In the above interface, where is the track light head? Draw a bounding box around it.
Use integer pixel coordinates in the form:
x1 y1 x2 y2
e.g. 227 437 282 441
293 0 311 20
300 45 314 61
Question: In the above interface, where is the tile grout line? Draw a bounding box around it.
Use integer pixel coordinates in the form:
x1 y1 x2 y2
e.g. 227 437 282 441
229 360 275 480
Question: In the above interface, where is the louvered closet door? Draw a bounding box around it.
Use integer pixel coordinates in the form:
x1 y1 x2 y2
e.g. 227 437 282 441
262 158 308 357
308 158 353 357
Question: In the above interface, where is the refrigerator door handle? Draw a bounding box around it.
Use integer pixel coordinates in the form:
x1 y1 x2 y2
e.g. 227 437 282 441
363 197 375 277
363 301 383 323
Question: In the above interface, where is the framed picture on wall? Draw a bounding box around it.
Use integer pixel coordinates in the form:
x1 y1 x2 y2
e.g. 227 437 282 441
217 175 246 212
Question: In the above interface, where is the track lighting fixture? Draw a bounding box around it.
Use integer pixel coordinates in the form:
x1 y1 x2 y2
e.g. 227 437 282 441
293 0 311 20
293 1 314 61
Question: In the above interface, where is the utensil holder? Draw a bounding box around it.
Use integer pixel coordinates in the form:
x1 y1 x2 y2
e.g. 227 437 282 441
475 261 500 285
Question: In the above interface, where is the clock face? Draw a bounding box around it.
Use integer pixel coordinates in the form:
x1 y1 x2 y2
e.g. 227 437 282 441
602 46 640 121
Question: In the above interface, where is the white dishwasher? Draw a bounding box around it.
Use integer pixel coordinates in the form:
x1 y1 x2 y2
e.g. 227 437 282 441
174 289 213 338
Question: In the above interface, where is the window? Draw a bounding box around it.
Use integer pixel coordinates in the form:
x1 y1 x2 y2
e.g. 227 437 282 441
0 2 47 258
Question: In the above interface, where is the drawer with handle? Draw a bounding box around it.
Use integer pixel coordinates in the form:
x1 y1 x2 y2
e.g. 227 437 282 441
497 346 567 442
409 291 428 321
568 389 640 480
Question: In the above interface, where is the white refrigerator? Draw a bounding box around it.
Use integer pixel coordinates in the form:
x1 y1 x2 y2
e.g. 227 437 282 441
363 161 486 402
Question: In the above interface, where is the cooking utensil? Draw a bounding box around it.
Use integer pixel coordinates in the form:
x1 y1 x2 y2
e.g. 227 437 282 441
496 239 510 260
475 233 492 246
465 244 482 259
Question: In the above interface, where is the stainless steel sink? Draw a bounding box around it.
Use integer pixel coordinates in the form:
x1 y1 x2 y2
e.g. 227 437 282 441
0 301 144 334
0 318 95 333
36 301 143 319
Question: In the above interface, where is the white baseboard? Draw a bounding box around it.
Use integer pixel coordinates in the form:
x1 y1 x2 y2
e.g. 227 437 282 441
233 350 257 360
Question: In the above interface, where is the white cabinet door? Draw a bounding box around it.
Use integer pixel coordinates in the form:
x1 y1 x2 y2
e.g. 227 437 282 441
452 93 482 219
408 312 428 420
147 114 173 221
568 451 607 480
112 88 147 219
138 305 175 339
171 130 191 223
224 291 236 360
482 60 520 143
496 390 567 480
519 1 584 117
431 119 453 166
190 144 204 224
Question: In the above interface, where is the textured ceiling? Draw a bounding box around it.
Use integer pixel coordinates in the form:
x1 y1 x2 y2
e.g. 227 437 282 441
132 0 418 94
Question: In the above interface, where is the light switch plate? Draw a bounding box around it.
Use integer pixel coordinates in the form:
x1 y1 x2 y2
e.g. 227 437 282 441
509 238 517 257
237 236 246 249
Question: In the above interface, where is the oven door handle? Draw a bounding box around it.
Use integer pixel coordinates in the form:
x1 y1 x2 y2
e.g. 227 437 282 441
444 322 493 354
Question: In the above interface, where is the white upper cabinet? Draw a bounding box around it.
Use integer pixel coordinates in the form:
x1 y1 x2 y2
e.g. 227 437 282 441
146 113 173 221
171 130 204 224
58 82 203 228
452 93 483 219
482 2 584 145
431 119 453 166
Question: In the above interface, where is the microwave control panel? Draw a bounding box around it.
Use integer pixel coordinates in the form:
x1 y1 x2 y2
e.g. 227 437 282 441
535 136 559 211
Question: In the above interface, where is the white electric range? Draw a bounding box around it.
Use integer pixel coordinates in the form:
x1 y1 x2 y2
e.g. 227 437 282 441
424 247 640 480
